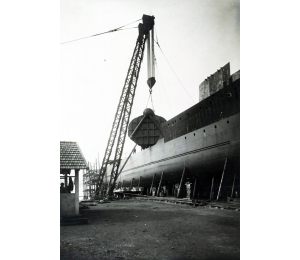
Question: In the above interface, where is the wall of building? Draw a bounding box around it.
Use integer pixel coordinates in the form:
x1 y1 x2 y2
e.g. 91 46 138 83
60 193 76 216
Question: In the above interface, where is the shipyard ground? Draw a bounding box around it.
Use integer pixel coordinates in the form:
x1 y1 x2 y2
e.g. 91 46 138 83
60 198 240 260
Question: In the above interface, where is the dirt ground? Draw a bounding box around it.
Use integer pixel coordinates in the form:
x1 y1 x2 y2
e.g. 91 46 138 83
60 198 240 260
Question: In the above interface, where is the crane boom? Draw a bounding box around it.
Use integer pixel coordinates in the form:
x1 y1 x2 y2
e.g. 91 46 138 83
95 15 155 198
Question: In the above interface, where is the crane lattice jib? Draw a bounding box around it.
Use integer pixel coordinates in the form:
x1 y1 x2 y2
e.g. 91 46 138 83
106 36 147 196
95 16 154 197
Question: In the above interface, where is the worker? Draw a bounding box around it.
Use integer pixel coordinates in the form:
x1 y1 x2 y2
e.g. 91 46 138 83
60 183 67 193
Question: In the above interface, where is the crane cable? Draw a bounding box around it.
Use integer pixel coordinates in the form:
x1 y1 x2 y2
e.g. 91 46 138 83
145 92 155 112
154 31 195 104
150 93 155 112
61 18 141 45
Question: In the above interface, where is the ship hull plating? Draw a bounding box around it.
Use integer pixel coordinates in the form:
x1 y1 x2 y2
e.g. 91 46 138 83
111 64 240 197
118 112 239 187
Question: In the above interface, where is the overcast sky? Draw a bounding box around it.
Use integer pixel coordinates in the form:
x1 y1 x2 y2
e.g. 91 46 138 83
60 0 240 166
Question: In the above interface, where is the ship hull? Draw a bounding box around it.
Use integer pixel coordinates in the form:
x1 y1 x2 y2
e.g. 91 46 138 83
111 65 240 198
118 112 239 187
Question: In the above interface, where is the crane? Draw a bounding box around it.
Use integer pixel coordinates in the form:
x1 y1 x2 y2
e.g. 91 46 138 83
94 14 156 198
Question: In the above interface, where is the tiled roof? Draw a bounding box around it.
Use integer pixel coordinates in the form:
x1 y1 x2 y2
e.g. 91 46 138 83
60 141 88 170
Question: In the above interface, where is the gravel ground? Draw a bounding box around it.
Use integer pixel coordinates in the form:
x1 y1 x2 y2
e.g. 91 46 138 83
60 199 240 260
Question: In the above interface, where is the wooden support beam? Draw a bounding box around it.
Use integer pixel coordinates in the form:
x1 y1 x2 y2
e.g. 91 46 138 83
192 178 197 199
177 167 186 198
217 158 228 200
157 172 164 197
88 163 91 198
150 173 156 195
130 178 134 190
64 171 68 188
137 176 142 191
210 177 214 201
231 172 236 198
75 169 79 214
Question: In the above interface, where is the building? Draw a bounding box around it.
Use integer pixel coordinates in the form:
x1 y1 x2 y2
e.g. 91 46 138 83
60 141 88 216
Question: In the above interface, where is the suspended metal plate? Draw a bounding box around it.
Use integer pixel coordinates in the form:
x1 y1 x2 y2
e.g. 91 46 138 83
128 108 166 149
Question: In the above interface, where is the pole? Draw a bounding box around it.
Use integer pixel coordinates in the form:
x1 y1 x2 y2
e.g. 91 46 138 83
64 172 68 190
177 167 186 198
147 33 150 78
217 158 228 200
210 177 214 201
192 179 197 199
151 25 155 77
137 176 142 191
130 178 134 191
231 172 236 198
63 169 69 190
95 159 98 194
150 173 156 196
75 169 79 214
89 163 91 199
157 172 164 197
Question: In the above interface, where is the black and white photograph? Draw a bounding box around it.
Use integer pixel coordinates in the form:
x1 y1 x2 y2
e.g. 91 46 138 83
3 0 300 259
60 1 240 259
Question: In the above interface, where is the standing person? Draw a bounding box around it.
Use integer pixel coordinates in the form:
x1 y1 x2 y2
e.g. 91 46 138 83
67 177 73 193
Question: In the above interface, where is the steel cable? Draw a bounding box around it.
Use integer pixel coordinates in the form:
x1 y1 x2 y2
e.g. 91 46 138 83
61 18 141 44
